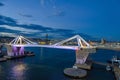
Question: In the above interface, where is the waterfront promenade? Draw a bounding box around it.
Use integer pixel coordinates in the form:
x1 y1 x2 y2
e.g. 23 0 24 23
114 66 120 80
94 43 120 51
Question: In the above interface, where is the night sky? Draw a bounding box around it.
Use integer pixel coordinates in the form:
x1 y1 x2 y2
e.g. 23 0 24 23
0 0 120 40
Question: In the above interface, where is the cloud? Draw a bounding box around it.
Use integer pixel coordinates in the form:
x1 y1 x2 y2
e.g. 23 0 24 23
48 10 65 17
40 0 45 7
0 2 4 7
0 15 17 25
52 10 65 17
0 15 76 38
40 0 54 7
0 25 40 34
18 13 33 18
0 14 96 40
0 32 17 37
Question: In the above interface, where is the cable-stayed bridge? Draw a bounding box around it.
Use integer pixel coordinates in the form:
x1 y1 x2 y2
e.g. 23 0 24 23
4 35 95 64
7 35 94 50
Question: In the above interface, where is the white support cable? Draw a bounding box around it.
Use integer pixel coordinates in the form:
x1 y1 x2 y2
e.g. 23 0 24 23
19 37 22 44
22 38 34 44
53 35 92 48
9 35 36 45
53 35 78 46
79 39 83 48
10 36 18 44
13 36 19 44
77 35 90 47
9 39 15 44
22 36 35 44
77 37 80 47
16 37 20 44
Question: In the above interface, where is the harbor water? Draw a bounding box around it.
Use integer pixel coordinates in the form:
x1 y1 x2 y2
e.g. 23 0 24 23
0 47 118 80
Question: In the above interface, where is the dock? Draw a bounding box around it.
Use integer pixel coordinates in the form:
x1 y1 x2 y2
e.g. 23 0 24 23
93 61 120 80
0 57 7 62
74 59 92 70
93 61 112 66
0 51 35 62
4 55 26 60
96 44 120 51
113 66 120 80
64 68 87 78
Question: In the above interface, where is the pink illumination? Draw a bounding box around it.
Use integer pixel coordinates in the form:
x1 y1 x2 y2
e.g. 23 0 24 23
19 47 24 55
12 45 78 50
12 46 24 56
52 46 78 50
12 46 17 56
76 57 87 64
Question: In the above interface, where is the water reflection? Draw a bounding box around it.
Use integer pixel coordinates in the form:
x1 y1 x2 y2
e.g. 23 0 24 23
0 48 115 80
0 65 4 74
11 62 28 80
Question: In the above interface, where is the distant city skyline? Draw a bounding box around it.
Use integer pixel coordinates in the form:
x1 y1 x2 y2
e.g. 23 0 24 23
0 0 120 41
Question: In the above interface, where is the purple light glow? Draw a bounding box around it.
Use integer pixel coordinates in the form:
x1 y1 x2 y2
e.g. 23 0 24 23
19 47 24 55
52 46 78 50
12 45 79 50
12 46 18 56
76 58 87 64
12 46 24 56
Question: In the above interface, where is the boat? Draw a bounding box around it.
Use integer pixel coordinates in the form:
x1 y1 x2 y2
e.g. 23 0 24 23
106 65 111 71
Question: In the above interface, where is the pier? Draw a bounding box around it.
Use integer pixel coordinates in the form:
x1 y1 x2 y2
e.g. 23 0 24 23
74 59 93 70
0 51 35 62
96 44 120 51
64 68 87 78
93 61 111 66
93 59 120 80
113 66 120 80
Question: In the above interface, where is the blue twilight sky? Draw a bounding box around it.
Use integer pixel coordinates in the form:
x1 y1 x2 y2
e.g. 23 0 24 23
0 0 120 40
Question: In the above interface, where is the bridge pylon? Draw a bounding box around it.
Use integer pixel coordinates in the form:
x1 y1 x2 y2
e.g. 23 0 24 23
5 36 36 57
54 35 96 65
9 35 36 45
53 35 92 48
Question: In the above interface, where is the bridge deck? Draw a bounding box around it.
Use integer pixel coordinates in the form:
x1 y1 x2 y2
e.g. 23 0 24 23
11 44 79 50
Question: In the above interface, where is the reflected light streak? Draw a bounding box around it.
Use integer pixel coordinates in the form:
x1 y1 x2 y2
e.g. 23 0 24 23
12 63 28 80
